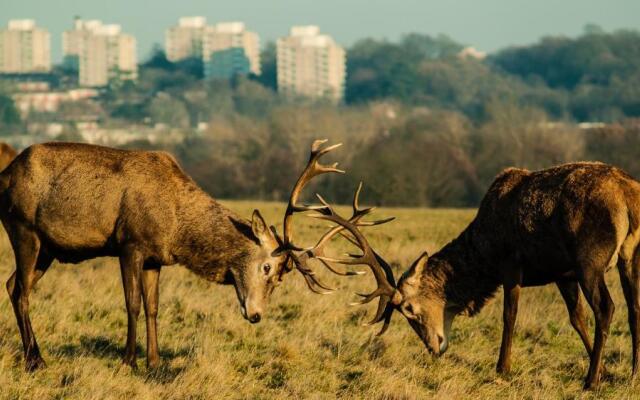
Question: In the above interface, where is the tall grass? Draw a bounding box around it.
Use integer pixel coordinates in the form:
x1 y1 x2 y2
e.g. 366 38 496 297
0 201 638 399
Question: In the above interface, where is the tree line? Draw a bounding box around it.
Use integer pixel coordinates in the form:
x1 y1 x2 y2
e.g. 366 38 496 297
1 26 640 206
129 95 639 207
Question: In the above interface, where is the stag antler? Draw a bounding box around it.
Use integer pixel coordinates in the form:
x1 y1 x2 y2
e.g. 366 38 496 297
281 139 344 251
291 183 395 291
276 139 396 297
310 184 399 335
276 139 397 312
274 139 351 293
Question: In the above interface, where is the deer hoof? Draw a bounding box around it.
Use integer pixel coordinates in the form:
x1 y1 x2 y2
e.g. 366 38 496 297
25 357 46 372
496 363 511 375
122 356 138 370
583 377 600 391
147 358 160 370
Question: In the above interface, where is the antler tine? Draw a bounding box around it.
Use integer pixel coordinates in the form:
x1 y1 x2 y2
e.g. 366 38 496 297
356 217 396 227
366 294 392 326
338 230 360 248
288 252 335 294
314 193 334 216
301 273 334 294
313 139 343 157
318 184 393 228
298 184 394 279
376 308 393 336
269 225 285 250
350 182 395 227
352 182 373 216
319 258 364 276
310 205 398 329
282 139 344 250
301 271 335 294
288 183 386 281
311 215 394 289
294 205 367 277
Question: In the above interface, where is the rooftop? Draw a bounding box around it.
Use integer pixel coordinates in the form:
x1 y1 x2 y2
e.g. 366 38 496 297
178 16 207 28
7 19 37 30
213 22 246 34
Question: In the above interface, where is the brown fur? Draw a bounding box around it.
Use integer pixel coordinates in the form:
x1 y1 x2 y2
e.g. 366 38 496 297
395 162 640 389
0 142 17 171
1 142 288 371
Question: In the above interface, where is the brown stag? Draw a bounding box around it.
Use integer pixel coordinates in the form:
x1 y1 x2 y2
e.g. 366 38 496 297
316 162 640 389
1 140 356 371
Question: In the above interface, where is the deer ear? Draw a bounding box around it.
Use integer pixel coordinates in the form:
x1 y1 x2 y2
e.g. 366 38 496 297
413 251 429 276
251 210 270 244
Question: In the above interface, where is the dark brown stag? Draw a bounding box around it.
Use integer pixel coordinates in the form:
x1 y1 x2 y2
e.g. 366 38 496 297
319 162 640 389
1 140 350 371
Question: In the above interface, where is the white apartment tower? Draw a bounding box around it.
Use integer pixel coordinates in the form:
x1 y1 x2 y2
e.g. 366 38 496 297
202 22 260 79
165 18 260 79
165 17 207 62
0 20 51 73
62 18 102 69
63 18 137 87
277 26 346 102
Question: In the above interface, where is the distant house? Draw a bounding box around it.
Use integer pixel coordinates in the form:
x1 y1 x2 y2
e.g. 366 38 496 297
12 87 99 116
458 46 487 60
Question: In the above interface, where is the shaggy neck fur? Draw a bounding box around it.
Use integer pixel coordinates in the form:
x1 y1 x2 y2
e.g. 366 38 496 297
423 224 503 316
172 194 254 283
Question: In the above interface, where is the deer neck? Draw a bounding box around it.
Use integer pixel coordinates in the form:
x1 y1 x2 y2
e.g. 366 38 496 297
174 199 254 283
426 229 502 316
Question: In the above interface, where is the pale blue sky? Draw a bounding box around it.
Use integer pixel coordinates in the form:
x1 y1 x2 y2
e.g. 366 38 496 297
3 0 640 63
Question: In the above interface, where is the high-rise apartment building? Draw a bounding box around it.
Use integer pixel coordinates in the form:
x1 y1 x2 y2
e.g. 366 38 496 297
63 18 137 87
0 20 51 73
165 17 207 62
202 22 260 79
276 26 346 102
62 18 102 70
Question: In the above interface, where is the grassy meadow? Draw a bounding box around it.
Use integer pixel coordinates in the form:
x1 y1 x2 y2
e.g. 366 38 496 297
1 201 640 399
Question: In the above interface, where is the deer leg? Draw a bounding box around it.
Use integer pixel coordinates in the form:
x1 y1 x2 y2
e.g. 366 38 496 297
141 267 160 369
7 227 51 371
557 280 593 356
7 251 53 296
579 271 615 390
618 254 640 377
119 248 143 369
496 271 522 374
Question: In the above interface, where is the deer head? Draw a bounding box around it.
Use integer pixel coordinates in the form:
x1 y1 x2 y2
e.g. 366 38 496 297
227 208 288 324
234 139 380 323
393 253 456 355
309 194 455 356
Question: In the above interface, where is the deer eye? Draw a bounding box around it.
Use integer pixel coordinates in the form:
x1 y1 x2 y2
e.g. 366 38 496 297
405 304 414 315
263 263 271 275
403 304 417 319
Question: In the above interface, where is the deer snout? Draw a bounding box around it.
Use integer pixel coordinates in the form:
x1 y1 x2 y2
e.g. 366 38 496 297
429 334 448 356
438 334 448 354
244 297 264 324
422 330 447 356
248 313 262 324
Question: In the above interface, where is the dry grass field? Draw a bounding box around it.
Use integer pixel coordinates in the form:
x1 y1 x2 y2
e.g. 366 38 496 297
1 200 640 399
